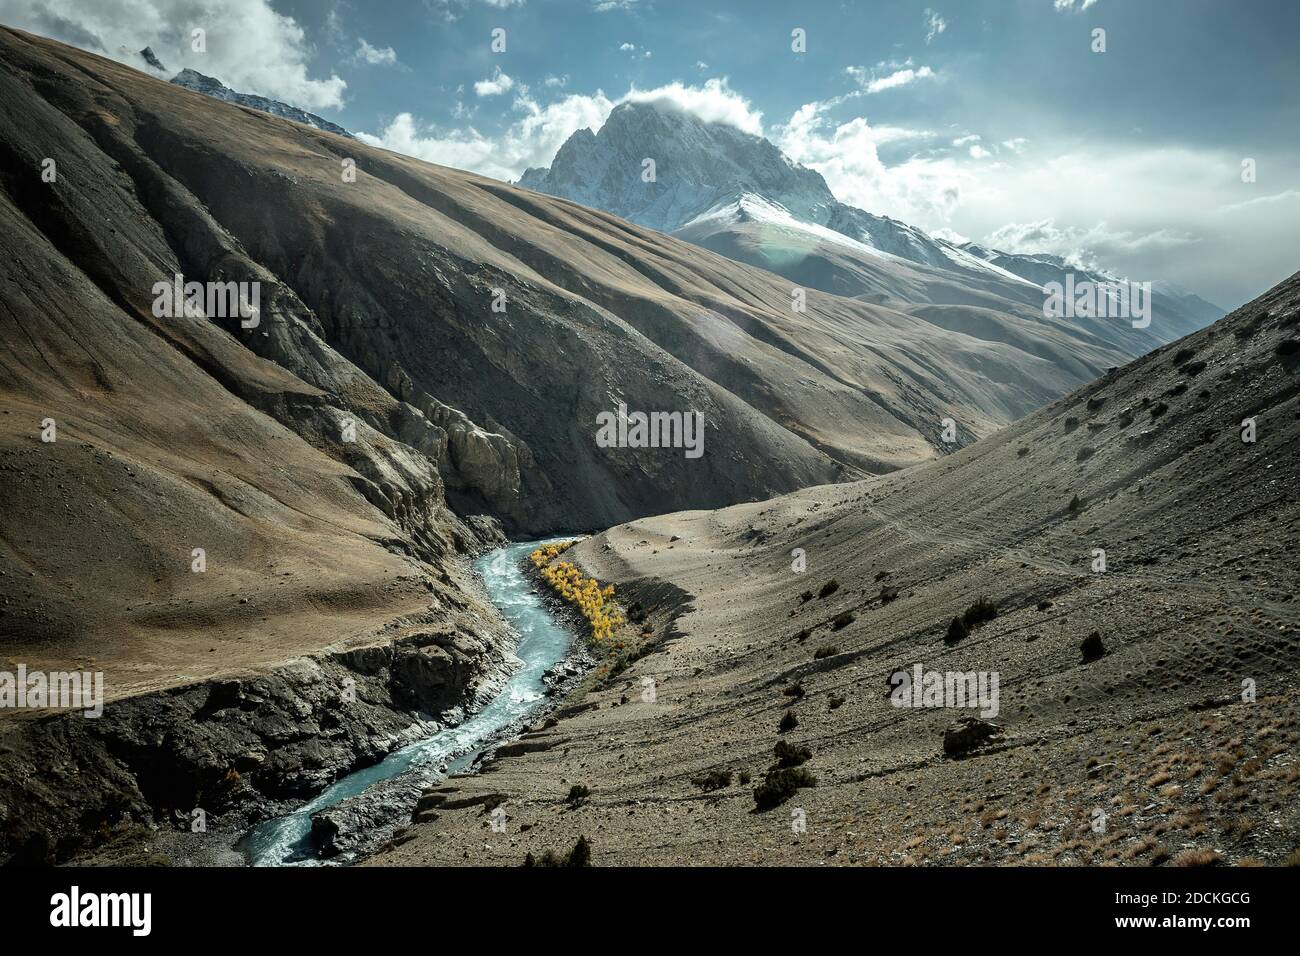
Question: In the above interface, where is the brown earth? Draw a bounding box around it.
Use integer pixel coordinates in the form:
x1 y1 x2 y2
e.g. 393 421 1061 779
369 272 1300 866
0 26 1292 866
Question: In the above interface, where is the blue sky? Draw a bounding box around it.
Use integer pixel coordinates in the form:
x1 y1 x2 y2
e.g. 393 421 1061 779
3 0 1299 306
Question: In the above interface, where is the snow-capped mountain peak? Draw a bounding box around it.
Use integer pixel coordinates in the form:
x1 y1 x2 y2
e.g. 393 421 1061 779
519 100 1020 284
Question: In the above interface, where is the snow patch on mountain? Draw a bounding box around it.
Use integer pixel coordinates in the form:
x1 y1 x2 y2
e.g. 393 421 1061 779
168 68 353 139
520 101 1026 286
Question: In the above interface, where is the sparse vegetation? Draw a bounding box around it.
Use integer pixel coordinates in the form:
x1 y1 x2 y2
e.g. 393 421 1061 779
1173 849 1222 867
945 616 968 645
778 710 798 733
831 610 856 630
753 767 816 810
813 645 838 659
693 769 732 792
818 579 840 599
565 784 590 806
524 835 591 867
961 597 997 628
773 740 812 768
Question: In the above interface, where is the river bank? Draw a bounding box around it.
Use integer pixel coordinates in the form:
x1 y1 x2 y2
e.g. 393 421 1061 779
240 538 591 865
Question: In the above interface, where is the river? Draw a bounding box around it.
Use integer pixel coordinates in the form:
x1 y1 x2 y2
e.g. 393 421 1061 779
242 538 575 866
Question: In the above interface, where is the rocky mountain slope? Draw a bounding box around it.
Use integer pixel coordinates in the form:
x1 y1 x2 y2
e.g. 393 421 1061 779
0 26 1124 860
0 29 526 863
960 243 1223 343
169 67 354 139
0 25 1152 538
521 102 1221 350
369 270 1300 866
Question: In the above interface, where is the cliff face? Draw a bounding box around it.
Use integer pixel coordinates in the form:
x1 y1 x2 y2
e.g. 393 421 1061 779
0 27 528 862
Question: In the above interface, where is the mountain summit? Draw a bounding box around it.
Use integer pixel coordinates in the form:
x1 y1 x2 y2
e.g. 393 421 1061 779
520 100 836 232
169 67 353 139
520 101 1219 339
520 101 1022 282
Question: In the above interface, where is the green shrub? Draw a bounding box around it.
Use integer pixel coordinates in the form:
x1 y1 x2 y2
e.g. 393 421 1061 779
566 784 590 806
753 767 816 810
813 645 837 659
831 611 856 630
524 835 591 867
567 835 591 867
962 597 997 628
693 769 733 792
773 740 812 768
945 616 968 645
778 710 798 733
818 579 840 599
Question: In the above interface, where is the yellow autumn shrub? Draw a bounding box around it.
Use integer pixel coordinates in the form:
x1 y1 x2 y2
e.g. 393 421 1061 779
530 541 623 641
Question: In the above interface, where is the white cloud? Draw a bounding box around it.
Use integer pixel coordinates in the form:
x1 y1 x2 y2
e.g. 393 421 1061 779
473 67 515 97
360 78 763 182
1001 137 1029 152
354 38 397 67
358 89 616 182
984 218 1196 270
1218 188 1300 213
543 74 568 87
594 0 639 10
776 100 965 225
0 0 347 110
923 8 947 44
1053 0 1099 11
847 64 936 95
969 144 991 159
952 134 981 146
931 226 969 244
619 42 636 51
623 78 763 136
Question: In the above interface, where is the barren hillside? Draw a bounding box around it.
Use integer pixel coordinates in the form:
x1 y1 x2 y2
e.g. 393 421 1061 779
370 271 1300 866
